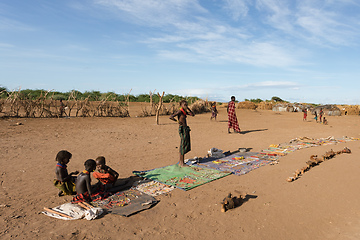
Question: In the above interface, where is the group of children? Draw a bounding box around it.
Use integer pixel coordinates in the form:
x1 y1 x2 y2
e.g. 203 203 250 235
303 108 328 124
54 150 119 203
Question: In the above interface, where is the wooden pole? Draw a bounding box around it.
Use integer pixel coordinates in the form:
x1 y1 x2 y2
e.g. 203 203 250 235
156 91 165 125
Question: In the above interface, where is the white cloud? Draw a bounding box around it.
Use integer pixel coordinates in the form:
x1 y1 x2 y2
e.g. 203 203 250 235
159 39 301 67
222 0 251 20
94 0 207 27
239 81 301 90
255 0 294 32
295 1 359 46
0 17 34 31
0 42 14 48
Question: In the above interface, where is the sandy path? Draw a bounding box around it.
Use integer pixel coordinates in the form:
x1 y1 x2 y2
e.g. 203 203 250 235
1 103 360 239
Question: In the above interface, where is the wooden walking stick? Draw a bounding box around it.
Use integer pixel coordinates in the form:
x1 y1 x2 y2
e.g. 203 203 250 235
43 207 73 219
77 202 90 210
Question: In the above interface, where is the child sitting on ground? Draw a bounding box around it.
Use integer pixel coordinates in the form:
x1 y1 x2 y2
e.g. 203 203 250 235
71 159 109 203
54 150 79 197
323 117 328 125
93 156 119 189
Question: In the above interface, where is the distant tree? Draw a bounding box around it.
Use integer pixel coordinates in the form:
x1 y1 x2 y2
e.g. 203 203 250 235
66 90 83 100
250 98 263 103
20 89 48 99
128 94 137 102
82 90 102 101
137 94 151 102
271 96 284 102
0 86 8 98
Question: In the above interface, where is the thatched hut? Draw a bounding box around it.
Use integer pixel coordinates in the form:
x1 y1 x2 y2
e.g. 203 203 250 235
237 101 257 110
337 105 360 115
311 105 341 116
189 100 210 114
257 101 274 110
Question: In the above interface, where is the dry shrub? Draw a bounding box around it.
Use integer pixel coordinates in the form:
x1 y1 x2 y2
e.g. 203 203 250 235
138 106 152 117
237 101 257 110
0 99 5 114
257 101 273 110
190 100 210 114
0 97 130 118
160 102 177 115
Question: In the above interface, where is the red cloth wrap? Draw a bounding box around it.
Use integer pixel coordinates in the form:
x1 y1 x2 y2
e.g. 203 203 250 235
227 101 240 132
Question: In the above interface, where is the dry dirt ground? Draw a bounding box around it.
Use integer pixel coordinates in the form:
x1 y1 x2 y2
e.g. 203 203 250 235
1 102 360 240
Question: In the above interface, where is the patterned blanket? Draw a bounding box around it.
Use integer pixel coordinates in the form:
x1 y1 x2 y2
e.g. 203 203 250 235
133 164 231 191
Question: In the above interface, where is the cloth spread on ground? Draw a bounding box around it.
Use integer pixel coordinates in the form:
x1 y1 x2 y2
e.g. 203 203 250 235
227 101 240 132
132 179 175 196
133 164 231 191
53 179 76 195
91 189 158 217
192 152 272 176
179 125 191 155
93 171 116 184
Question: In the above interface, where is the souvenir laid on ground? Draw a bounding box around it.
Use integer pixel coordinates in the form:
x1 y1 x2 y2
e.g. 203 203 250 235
208 148 225 158
42 203 104 221
261 136 358 158
133 164 231 191
287 147 352 182
90 189 158 217
132 179 175 196
193 152 272 176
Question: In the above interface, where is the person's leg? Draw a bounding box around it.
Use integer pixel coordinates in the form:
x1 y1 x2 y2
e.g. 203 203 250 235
179 153 186 167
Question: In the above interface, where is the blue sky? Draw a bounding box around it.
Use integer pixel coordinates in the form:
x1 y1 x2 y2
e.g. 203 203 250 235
1 0 360 104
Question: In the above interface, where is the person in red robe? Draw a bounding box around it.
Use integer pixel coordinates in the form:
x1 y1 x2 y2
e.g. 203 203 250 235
227 96 241 133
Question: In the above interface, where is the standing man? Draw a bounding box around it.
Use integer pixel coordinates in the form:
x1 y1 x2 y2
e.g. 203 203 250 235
227 96 241 133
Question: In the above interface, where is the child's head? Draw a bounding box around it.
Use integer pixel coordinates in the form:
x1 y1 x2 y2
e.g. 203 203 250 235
84 159 97 172
56 150 72 164
95 156 106 170
231 96 236 101
179 100 188 108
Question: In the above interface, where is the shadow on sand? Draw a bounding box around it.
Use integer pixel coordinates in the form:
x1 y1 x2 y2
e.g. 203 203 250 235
240 129 268 135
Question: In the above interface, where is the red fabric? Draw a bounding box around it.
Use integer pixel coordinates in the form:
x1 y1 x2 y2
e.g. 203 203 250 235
180 108 187 116
227 101 240 132
93 171 116 184
71 186 110 203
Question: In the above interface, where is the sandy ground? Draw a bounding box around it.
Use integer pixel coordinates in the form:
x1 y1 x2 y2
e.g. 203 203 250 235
1 102 360 240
